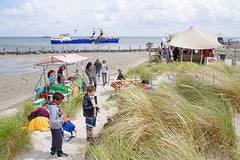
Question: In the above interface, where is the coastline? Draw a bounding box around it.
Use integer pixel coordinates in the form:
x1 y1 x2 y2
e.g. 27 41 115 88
0 51 149 114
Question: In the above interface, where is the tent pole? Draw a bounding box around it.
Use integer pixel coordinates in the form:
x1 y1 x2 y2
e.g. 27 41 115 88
190 50 193 62
180 48 183 63
200 50 203 65
65 63 69 79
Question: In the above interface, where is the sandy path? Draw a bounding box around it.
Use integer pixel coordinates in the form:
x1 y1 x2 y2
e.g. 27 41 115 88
7 51 148 160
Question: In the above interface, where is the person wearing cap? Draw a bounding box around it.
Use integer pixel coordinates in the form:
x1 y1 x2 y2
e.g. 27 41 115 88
141 79 156 91
48 70 56 86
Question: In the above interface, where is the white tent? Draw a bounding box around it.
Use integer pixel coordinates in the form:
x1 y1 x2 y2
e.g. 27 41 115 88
168 26 223 49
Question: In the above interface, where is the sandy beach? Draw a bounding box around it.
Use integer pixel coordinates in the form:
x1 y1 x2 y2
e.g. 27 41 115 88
0 51 149 113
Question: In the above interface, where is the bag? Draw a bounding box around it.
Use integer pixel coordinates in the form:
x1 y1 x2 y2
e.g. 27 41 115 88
62 121 77 142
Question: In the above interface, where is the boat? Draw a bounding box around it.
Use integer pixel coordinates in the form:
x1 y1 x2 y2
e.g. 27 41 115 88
42 36 51 38
51 28 119 44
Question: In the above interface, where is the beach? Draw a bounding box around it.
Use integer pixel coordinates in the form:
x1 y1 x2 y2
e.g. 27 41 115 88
0 51 149 113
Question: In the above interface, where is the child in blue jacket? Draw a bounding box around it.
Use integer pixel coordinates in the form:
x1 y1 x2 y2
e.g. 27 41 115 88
83 85 100 143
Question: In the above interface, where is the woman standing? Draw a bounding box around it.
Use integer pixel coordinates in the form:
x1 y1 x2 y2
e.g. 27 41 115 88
86 62 97 88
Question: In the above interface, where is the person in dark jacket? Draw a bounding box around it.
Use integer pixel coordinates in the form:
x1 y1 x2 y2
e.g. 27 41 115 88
94 58 102 80
83 85 100 143
116 69 125 80
57 66 65 84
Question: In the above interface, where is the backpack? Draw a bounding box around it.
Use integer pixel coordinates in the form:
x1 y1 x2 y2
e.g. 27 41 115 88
62 121 77 142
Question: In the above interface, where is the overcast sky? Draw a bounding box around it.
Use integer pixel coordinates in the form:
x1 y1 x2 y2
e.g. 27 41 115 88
0 0 239 37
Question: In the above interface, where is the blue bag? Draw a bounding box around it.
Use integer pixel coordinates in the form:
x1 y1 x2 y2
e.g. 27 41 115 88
62 121 77 142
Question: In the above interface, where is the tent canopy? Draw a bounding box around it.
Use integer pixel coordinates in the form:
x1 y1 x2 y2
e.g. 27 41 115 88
168 26 223 49
36 54 88 66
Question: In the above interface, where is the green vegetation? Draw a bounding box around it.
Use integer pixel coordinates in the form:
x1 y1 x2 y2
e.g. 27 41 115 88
62 93 84 118
0 92 84 160
0 101 35 160
86 62 240 159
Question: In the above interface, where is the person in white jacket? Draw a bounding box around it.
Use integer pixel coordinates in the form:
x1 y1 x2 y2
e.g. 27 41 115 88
101 60 108 86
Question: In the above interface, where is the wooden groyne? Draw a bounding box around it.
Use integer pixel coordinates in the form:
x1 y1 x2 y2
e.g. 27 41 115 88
0 46 153 55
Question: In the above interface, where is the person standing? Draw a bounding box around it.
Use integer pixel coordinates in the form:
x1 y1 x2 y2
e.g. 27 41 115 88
86 62 97 88
48 92 69 157
57 66 65 84
172 47 179 61
48 70 56 86
94 58 102 80
83 85 100 144
101 60 108 86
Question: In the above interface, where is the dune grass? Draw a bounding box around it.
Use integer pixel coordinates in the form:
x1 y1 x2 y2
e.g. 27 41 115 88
0 92 84 160
0 101 35 160
61 93 84 118
86 62 240 160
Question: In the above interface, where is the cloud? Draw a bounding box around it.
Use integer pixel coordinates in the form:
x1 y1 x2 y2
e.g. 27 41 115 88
0 0 239 36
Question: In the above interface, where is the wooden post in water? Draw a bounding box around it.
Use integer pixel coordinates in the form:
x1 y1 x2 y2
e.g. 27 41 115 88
146 42 153 64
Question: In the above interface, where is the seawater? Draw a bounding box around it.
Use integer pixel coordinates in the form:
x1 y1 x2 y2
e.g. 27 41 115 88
0 37 164 52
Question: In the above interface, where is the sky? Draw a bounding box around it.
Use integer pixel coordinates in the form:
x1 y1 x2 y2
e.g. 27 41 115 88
0 0 239 37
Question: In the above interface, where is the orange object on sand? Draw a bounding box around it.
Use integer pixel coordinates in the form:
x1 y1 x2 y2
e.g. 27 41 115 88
25 117 50 132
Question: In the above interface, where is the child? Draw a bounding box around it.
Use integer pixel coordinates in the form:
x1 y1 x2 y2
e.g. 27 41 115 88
38 85 49 99
101 60 108 86
47 69 56 86
48 92 69 157
83 85 100 143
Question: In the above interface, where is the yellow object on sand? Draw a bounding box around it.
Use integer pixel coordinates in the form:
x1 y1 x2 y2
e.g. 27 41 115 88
25 117 50 132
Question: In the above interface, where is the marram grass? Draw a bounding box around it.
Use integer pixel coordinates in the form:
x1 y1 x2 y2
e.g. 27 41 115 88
0 101 34 160
61 93 83 118
86 62 240 160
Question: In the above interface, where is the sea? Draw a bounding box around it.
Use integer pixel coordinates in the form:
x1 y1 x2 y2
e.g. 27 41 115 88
0 36 239 77
0 36 165 76
0 36 166 52
0 36 239 52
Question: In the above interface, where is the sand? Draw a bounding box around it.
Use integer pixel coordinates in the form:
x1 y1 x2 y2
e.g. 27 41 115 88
0 51 148 159
0 51 149 113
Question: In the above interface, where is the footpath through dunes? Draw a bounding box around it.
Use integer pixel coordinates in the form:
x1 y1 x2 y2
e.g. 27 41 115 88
13 85 117 160
11 51 148 160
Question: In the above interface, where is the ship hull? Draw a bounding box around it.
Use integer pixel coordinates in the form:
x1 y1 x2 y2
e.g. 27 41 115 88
51 38 119 44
